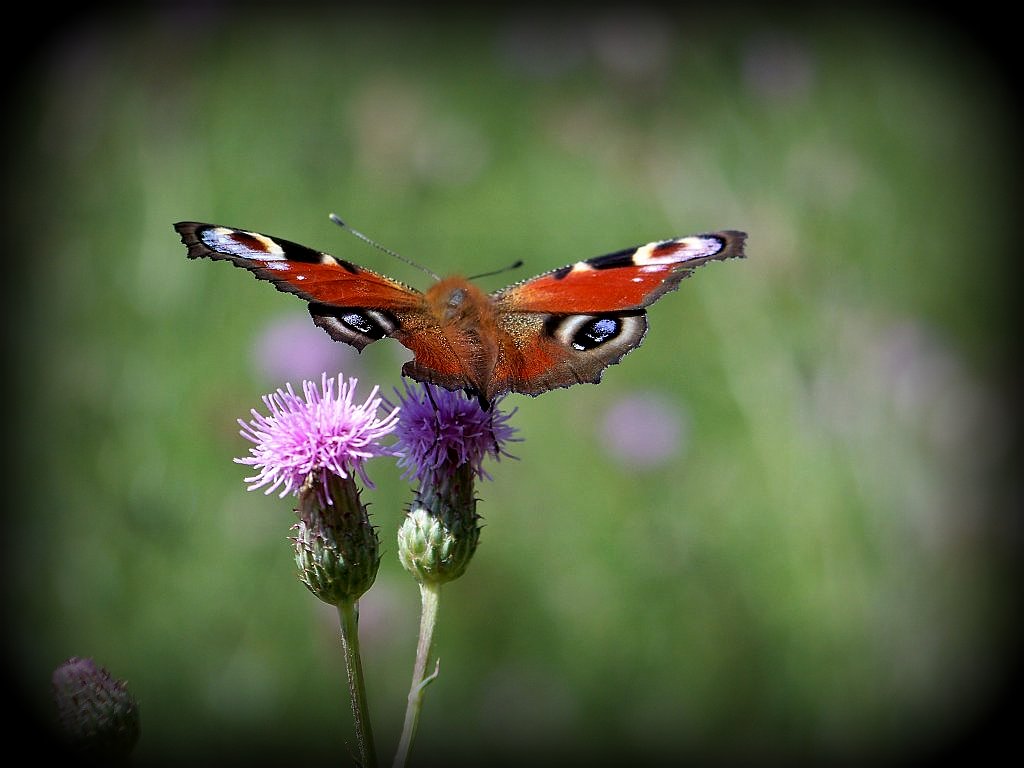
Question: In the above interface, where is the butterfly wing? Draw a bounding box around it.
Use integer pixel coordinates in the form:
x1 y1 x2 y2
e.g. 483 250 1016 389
488 231 746 397
177 221 746 407
175 222 426 350
493 231 746 314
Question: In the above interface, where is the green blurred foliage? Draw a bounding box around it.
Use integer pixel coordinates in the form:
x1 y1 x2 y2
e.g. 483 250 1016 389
6 6 1017 766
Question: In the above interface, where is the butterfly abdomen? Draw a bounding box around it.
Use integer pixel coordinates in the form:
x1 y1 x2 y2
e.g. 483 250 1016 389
395 277 503 400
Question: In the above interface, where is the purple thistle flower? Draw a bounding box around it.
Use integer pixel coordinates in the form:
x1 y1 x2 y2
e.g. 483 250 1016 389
391 382 518 485
392 383 519 585
236 373 400 500
601 392 688 468
252 313 361 383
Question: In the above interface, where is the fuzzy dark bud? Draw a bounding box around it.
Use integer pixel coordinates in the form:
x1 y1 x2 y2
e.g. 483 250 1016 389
52 657 140 760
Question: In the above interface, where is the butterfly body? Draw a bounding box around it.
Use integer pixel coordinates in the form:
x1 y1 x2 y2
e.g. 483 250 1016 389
175 221 746 408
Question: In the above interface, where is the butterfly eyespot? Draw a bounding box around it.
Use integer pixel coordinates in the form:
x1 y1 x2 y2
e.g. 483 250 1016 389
201 227 286 260
572 317 621 350
308 304 399 350
340 311 378 336
547 314 627 350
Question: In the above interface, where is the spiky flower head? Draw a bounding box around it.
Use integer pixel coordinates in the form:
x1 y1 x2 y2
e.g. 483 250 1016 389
393 382 518 486
237 372 399 603
237 372 400 501
52 657 140 760
392 383 518 584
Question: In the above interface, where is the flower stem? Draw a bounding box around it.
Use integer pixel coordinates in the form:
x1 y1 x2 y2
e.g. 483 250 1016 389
392 582 442 768
337 599 377 768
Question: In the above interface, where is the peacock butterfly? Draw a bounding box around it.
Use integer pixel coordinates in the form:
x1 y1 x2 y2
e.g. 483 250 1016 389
174 218 746 409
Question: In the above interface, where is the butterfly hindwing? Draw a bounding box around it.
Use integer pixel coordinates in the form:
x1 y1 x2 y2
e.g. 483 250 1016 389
486 310 648 397
487 230 746 397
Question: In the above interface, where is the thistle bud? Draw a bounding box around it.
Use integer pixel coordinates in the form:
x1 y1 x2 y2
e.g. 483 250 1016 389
293 472 381 605
398 462 481 584
52 657 140 760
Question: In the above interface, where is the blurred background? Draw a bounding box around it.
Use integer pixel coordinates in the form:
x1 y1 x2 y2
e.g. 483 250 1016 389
5 5 1019 765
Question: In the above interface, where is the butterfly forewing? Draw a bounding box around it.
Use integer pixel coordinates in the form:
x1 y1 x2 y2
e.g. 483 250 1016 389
174 222 423 310
492 230 746 314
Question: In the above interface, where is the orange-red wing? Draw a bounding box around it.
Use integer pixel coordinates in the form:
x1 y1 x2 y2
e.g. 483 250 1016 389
492 231 746 314
175 222 424 310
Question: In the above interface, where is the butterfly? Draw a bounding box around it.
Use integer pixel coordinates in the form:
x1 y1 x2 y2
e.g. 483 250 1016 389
175 219 746 409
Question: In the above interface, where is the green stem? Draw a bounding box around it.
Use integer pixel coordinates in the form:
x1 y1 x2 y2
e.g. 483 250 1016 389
392 582 442 768
337 599 377 768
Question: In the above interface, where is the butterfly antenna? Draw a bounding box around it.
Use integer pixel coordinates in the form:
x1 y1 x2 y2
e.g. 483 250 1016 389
467 260 525 281
329 213 440 281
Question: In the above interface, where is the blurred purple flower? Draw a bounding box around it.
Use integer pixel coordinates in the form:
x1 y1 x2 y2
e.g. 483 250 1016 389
742 34 815 105
348 79 490 190
236 373 400 499
252 314 359 383
588 10 672 86
495 14 587 79
601 392 688 468
391 382 518 485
